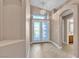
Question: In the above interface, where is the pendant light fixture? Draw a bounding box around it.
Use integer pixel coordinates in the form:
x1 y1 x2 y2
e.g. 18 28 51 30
40 0 46 15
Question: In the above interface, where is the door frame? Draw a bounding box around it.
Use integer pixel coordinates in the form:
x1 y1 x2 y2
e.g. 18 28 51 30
31 20 50 43
61 18 68 44
61 14 74 45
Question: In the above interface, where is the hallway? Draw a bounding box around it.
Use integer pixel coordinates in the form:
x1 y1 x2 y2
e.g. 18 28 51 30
30 43 74 58
0 0 79 58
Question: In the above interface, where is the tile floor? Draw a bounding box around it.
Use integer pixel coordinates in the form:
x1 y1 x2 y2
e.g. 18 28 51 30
30 43 75 58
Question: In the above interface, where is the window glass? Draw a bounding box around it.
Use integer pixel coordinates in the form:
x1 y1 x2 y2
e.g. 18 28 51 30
68 18 74 34
42 22 49 40
69 23 73 33
32 13 49 20
32 15 46 19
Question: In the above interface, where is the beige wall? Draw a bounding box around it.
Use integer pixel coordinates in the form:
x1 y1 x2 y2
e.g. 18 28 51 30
0 40 26 58
0 0 26 40
0 0 26 57
52 0 79 57
31 5 50 14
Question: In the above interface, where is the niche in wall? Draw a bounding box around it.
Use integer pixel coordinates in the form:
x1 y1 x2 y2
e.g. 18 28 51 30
3 0 23 40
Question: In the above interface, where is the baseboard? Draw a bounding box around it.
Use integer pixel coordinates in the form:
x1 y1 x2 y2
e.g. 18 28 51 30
31 41 62 49
31 41 50 44
49 41 62 49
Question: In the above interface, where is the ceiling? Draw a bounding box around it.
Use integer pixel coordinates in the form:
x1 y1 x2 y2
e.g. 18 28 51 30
31 0 68 11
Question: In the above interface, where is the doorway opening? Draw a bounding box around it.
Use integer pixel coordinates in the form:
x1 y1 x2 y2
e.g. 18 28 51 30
62 13 74 45
31 13 50 43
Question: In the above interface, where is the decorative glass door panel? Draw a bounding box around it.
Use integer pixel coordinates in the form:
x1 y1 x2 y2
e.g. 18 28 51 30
32 14 49 42
32 21 49 42
42 22 49 41
32 22 41 41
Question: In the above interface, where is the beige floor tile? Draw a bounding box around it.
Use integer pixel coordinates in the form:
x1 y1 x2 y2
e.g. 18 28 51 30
30 43 74 58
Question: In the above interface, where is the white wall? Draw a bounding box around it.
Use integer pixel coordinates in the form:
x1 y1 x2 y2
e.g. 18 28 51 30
26 0 30 57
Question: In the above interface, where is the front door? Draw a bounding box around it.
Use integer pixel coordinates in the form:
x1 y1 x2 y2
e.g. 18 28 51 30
32 21 49 42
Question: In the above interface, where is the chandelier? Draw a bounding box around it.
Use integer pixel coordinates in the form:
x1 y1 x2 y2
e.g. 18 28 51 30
40 0 46 15
40 9 46 15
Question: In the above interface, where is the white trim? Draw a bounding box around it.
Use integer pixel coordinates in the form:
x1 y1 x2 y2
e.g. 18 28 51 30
50 41 62 49
31 40 62 49
63 41 67 44
26 45 30 58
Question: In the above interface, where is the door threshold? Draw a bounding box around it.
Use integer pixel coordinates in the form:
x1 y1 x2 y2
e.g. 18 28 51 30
31 41 50 44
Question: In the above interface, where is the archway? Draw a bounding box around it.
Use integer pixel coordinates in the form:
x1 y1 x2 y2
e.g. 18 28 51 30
60 9 74 45
59 9 77 57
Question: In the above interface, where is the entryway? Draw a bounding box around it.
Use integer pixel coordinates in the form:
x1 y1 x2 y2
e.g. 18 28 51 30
30 43 74 58
31 14 50 43
61 10 74 45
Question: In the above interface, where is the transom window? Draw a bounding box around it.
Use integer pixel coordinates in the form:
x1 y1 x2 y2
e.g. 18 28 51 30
32 13 49 20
